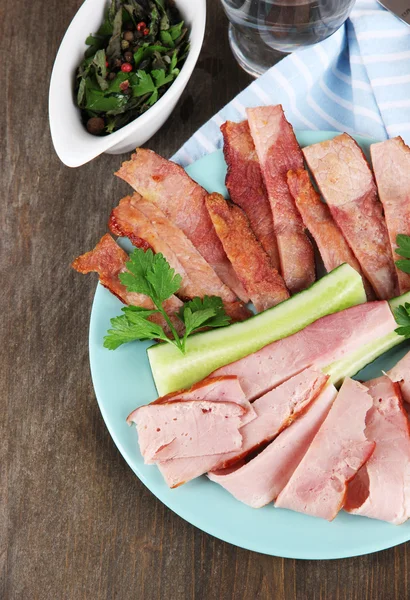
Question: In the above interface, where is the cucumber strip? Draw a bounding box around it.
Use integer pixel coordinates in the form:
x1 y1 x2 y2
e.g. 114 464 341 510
148 264 366 396
323 291 410 386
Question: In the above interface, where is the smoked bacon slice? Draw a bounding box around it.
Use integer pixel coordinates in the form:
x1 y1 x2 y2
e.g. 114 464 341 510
221 120 279 267
371 137 410 294
115 149 249 302
303 133 397 300
71 234 183 335
275 378 375 521
287 168 374 299
205 192 289 312
247 105 315 294
108 194 251 322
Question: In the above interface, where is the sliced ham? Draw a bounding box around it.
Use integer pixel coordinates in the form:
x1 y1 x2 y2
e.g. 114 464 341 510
287 168 375 300
130 399 245 464
108 194 250 322
156 368 327 488
205 192 289 312
345 376 410 524
275 378 375 521
71 234 183 335
247 105 315 294
371 137 410 294
221 120 279 267
303 133 397 300
387 351 410 404
212 301 396 401
115 149 248 302
208 384 337 508
148 376 257 426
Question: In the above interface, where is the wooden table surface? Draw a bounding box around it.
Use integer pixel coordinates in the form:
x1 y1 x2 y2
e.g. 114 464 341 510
2 0 409 598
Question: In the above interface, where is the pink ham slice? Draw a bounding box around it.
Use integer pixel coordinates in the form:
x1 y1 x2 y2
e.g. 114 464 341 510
212 301 396 401
156 368 328 488
71 234 184 336
275 378 375 521
371 137 410 294
115 149 249 302
345 376 410 524
247 105 315 294
148 376 257 426
208 384 337 508
387 351 410 404
287 168 375 300
130 399 245 464
221 120 279 267
108 194 251 322
303 133 397 300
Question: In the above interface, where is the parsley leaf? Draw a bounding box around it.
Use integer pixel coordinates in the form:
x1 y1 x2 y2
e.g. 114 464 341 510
132 70 157 97
168 21 184 41
104 313 169 349
395 234 410 274
394 303 410 338
152 68 174 88
105 248 230 353
160 30 175 48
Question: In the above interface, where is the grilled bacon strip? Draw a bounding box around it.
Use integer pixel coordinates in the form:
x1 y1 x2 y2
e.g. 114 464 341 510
287 168 375 299
115 148 249 302
71 234 183 336
371 137 410 294
303 133 397 300
247 105 316 294
221 120 279 268
205 193 289 312
109 194 251 322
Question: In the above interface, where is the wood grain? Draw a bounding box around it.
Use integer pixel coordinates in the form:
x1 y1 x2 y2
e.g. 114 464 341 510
1 0 409 598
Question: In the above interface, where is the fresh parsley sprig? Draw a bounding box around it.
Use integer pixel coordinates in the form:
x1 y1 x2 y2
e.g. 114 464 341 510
395 234 410 274
394 302 410 338
103 248 231 353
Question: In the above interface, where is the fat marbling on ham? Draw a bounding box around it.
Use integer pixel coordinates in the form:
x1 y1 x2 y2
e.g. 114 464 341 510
387 350 410 404
247 105 315 294
156 368 328 488
345 376 410 524
115 148 249 302
371 137 410 294
208 384 337 508
275 378 375 521
303 133 397 300
287 168 374 299
205 192 289 312
108 194 251 322
221 120 279 267
71 234 183 336
211 301 397 401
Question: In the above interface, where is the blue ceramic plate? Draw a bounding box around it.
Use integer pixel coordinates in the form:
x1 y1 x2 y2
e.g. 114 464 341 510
89 131 410 559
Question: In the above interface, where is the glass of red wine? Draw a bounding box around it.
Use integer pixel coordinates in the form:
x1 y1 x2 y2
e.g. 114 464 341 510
221 0 356 77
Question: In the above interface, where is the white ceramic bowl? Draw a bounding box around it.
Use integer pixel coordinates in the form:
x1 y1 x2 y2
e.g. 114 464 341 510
49 0 206 167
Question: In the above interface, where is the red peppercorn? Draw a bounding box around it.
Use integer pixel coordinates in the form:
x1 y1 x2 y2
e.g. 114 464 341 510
105 61 109 67
121 62 133 73
143 27 150 36
137 21 147 32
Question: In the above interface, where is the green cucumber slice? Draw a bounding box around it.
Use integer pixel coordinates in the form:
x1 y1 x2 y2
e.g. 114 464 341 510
323 291 410 386
148 264 366 396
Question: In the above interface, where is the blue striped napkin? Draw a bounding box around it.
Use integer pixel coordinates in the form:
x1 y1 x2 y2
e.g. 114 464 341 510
173 0 410 167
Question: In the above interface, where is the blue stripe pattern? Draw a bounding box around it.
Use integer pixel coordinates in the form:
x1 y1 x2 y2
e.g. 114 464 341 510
173 0 410 166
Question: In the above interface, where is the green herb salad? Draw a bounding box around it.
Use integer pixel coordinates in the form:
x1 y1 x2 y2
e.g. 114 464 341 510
76 0 190 136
